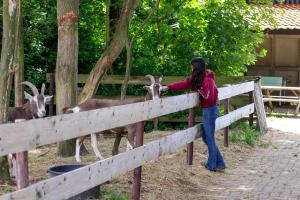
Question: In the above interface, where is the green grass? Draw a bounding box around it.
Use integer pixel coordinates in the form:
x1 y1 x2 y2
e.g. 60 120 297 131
101 188 129 200
229 122 261 146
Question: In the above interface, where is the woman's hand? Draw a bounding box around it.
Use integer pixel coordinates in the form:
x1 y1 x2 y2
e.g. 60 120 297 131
161 86 168 91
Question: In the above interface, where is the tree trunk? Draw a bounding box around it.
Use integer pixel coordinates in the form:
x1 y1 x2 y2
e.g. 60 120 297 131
56 0 79 157
14 0 24 107
79 0 141 103
105 0 111 48
115 0 160 152
0 0 18 182
14 0 28 189
120 40 133 100
109 0 122 38
120 0 159 99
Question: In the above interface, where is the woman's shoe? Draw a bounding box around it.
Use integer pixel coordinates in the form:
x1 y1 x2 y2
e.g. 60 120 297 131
205 164 216 172
216 166 226 172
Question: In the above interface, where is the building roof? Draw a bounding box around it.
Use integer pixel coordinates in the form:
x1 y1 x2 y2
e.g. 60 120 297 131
267 4 300 30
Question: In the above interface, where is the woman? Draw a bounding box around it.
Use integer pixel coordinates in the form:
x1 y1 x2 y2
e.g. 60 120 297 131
163 57 225 172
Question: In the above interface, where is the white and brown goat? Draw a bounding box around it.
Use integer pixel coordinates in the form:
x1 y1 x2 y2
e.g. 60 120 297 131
8 81 53 179
63 75 164 162
8 81 53 122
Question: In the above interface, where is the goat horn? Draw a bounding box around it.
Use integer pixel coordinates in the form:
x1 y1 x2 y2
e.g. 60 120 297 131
158 76 163 83
20 81 39 96
41 83 45 95
145 75 155 84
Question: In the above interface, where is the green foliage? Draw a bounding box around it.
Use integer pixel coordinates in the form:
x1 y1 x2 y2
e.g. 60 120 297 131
229 122 261 146
0 0 107 86
127 0 274 76
78 0 106 73
0 0 275 90
22 0 57 84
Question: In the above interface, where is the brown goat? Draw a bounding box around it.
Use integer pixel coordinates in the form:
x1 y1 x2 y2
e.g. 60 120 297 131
63 75 164 162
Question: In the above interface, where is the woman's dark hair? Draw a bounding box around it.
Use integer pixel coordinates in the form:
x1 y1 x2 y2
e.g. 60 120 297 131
190 57 206 91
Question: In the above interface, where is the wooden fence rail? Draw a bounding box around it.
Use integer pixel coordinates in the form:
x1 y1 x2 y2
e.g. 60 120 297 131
0 81 266 200
46 73 256 123
0 105 255 200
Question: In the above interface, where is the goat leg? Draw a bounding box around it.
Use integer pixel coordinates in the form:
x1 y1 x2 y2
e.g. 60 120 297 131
112 133 122 155
90 133 104 160
75 136 87 162
126 125 136 151
8 154 17 182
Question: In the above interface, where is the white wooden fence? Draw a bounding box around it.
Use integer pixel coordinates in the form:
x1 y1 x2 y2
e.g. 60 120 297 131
0 80 267 200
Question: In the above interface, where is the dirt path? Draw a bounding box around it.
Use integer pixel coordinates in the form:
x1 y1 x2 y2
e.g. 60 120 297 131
199 117 300 200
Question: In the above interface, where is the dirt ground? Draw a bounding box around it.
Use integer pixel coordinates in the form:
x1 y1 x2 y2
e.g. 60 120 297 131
0 124 273 200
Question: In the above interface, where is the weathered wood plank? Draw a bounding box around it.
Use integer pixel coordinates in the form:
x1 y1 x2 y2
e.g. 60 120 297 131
0 103 255 200
0 126 200 200
253 82 268 134
263 95 299 99
216 103 255 130
46 74 256 86
261 86 300 91
263 98 300 103
218 81 254 100
0 93 199 156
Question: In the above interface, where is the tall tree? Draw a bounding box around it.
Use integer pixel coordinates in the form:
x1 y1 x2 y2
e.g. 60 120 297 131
106 0 122 75
14 0 28 189
111 0 160 155
79 0 141 102
106 0 122 47
120 0 160 100
56 0 79 157
0 0 18 182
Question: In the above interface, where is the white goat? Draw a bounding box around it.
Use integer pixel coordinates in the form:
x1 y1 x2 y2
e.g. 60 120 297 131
63 75 164 162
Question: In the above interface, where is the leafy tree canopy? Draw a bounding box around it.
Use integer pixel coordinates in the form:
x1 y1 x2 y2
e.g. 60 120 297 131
0 0 275 83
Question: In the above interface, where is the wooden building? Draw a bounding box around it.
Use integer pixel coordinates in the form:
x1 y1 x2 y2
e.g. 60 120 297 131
247 3 300 86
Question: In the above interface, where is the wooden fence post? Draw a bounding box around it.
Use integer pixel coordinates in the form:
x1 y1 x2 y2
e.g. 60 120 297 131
153 118 159 130
15 120 28 189
224 98 229 147
16 151 28 189
132 121 145 200
248 91 254 126
253 80 268 134
187 108 195 165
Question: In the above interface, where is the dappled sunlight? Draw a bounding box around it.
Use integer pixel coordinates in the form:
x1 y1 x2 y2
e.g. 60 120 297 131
236 185 253 191
267 117 300 134
247 169 258 174
275 139 296 144
28 149 42 155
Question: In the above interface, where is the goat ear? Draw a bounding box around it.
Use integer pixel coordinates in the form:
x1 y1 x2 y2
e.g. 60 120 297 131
45 95 53 104
24 91 33 101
